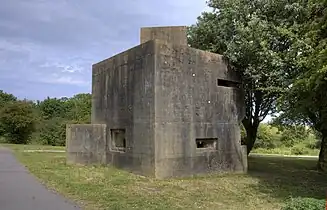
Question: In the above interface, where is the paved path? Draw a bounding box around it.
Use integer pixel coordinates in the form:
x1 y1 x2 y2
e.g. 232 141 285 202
0 147 81 210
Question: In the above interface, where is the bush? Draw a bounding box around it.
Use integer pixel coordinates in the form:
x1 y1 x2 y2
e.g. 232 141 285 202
282 197 325 210
0 136 7 143
37 118 83 146
291 146 308 155
38 118 67 146
280 126 310 147
0 101 35 144
305 139 321 150
254 124 281 149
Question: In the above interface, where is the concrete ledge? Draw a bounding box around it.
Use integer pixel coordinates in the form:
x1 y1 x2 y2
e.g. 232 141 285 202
66 124 107 165
241 145 248 173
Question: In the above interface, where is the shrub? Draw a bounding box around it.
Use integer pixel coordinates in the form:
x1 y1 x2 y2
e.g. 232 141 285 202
282 197 325 210
0 136 7 143
0 101 35 144
38 118 67 146
37 118 82 146
291 146 308 155
279 126 310 147
254 124 281 149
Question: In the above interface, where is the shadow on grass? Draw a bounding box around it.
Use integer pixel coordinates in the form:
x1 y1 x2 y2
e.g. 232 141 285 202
247 156 327 201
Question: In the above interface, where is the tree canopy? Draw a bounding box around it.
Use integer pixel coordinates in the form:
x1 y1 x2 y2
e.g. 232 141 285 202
276 0 327 171
188 0 305 153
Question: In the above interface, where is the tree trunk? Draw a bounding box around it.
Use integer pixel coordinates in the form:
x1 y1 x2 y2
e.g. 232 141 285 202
318 134 327 172
245 128 258 155
243 119 260 155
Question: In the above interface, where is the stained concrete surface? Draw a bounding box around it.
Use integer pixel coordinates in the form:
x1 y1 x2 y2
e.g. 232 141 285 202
0 147 81 210
67 26 247 179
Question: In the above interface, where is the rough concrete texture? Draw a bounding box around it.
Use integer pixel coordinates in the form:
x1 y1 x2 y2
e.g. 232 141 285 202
66 124 107 165
66 26 247 179
153 41 246 178
140 26 187 46
91 41 156 177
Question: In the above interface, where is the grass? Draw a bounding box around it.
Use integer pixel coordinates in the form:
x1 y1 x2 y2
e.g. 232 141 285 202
2 143 65 151
252 147 320 156
2 144 327 210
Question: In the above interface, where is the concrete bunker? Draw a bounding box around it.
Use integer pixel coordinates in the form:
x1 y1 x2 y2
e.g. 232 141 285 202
66 26 248 179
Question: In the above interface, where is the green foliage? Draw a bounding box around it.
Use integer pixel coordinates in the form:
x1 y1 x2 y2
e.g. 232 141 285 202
0 90 17 136
282 197 325 210
0 90 17 105
188 0 305 153
252 147 320 156
65 93 92 123
0 90 91 146
0 101 35 144
38 118 67 146
291 144 312 156
255 124 281 149
279 126 310 147
252 123 321 155
275 0 327 171
32 93 91 146
37 97 68 120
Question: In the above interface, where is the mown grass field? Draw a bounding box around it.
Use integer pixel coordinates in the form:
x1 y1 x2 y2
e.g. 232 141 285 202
2 143 65 151
252 147 320 156
2 144 326 210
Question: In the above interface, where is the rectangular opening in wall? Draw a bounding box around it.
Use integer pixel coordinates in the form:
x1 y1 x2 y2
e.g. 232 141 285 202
217 79 241 88
196 138 218 150
110 129 126 152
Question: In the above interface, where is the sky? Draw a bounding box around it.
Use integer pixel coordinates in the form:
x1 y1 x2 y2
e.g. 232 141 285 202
0 0 210 101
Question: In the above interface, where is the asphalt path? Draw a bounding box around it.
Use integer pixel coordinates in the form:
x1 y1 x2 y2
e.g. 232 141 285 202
0 147 81 210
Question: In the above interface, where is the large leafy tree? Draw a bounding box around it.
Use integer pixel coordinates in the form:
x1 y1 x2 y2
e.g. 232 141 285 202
188 0 305 153
277 0 327 171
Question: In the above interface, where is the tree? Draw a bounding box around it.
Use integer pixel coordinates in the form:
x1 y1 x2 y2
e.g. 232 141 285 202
0 101 35 144
0 90 17 136
34 94 91 146
0 90 17 106
188 0 306 153
37 97 68 120
65 93 92 123
277 0 327 171
38 117 68 146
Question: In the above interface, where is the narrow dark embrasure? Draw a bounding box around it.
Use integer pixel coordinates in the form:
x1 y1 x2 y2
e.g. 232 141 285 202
217 79 241 88
196 138 218 150
111 129 126 152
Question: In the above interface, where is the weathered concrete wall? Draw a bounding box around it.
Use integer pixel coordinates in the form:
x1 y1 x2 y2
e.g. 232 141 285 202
140 26 188 46
66 124 106 165
67 26 246 179
153 41 246 178
91 41 156 177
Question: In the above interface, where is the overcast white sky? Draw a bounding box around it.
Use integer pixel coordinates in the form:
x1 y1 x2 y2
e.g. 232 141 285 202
0 0 209 100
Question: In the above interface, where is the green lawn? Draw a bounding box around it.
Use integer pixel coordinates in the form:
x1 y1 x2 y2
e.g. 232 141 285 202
252 147 320 156
2 143 65 151
2 144 326 210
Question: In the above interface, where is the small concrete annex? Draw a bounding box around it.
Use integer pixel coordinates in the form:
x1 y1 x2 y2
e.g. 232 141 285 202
66 26 248 179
